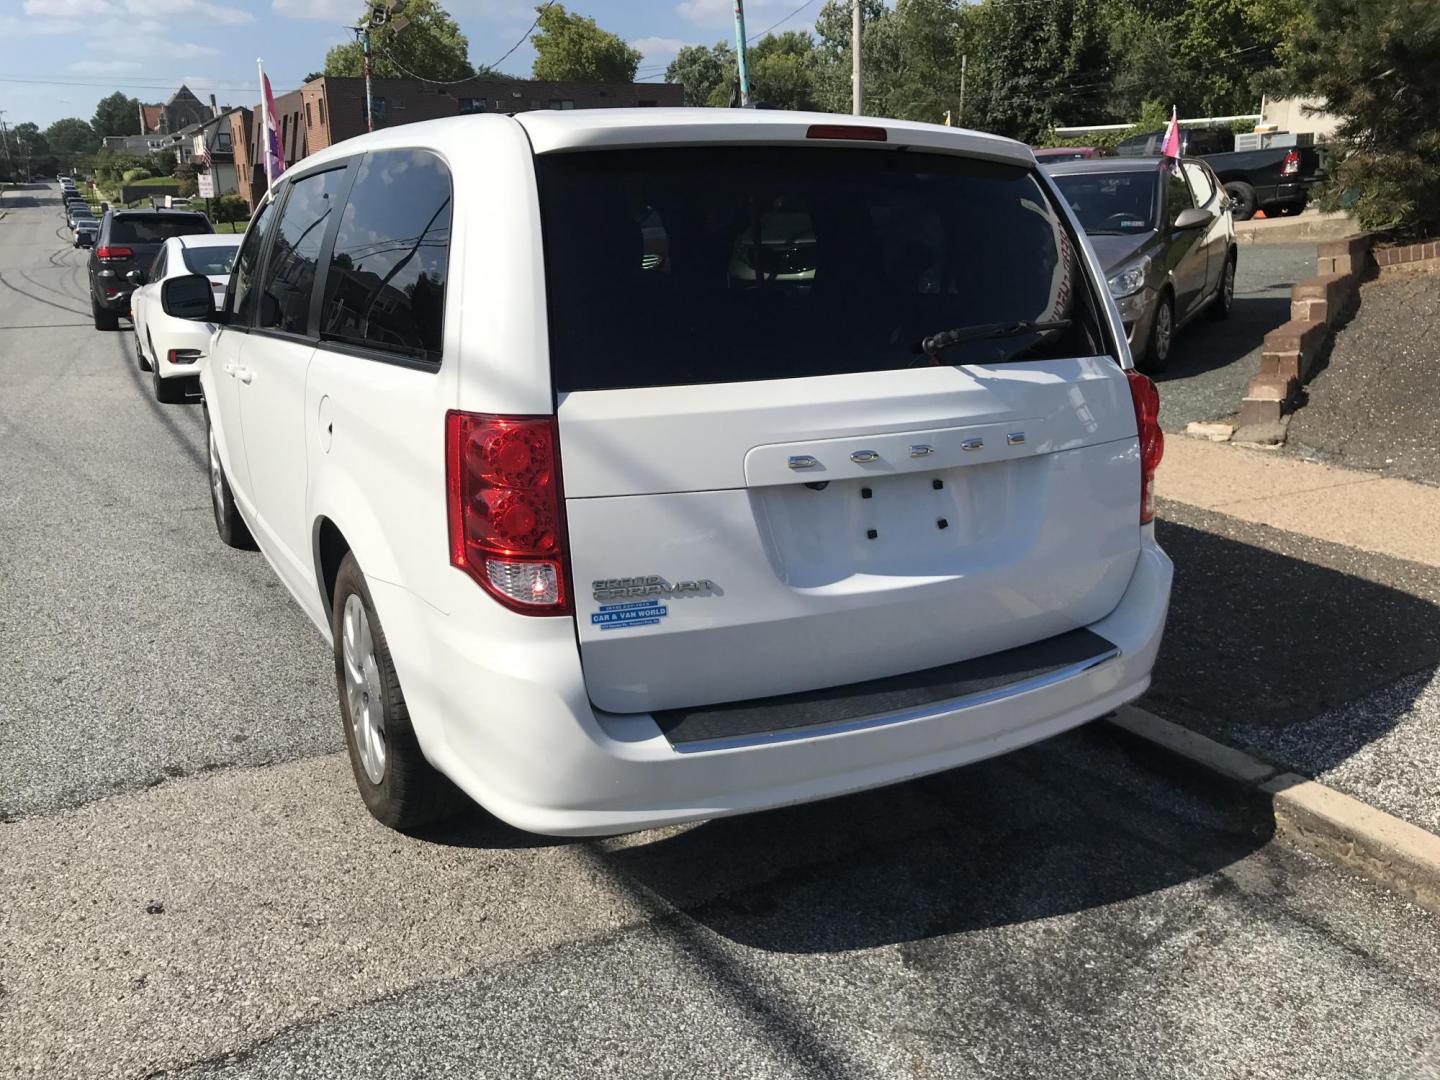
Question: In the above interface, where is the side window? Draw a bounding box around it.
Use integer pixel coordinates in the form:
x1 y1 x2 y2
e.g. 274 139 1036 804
150 248 167 281
320 149 452 363
1166 166 1195 220
1183 162 1214 207
231 197 278 325
256 167 347 336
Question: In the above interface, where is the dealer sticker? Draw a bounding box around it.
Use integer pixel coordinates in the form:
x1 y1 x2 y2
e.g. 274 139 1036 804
591 599 668 631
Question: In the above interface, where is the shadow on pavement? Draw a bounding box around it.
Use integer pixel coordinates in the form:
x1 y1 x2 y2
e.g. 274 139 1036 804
1159 295 1292 383
594 727 1271 953
427 722 1273 954
1147 516 1440 764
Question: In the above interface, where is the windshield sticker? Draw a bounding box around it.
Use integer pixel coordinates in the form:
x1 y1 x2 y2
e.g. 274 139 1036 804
591 599 668 631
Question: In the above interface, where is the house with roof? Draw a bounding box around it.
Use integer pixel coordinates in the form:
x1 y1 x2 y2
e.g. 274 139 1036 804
136 85 213 136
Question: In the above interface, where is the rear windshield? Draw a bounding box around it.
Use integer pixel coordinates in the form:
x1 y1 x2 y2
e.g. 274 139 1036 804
107 215 211 244
1051 171 1158 234
536 146 1104 392
182 244 239 276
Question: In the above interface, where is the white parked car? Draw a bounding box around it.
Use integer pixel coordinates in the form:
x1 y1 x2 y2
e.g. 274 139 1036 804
130 234 240 403
156 110 1172 835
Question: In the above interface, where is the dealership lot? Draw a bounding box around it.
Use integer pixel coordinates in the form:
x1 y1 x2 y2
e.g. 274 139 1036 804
4 182 1440 1080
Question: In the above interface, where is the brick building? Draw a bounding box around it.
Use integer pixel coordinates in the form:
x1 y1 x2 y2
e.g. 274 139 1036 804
230 75 683 210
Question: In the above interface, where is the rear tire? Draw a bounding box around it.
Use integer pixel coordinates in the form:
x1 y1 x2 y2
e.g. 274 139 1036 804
92 296 118 331
1224 181 1257 221
1207 252 1236 322
332 553 464 830
1139 291 1174 373
205 410 257 550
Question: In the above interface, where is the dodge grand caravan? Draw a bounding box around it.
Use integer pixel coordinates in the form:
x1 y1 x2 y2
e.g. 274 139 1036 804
159 110 1172 835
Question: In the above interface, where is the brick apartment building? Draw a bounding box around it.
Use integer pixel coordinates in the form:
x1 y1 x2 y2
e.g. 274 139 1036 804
229 75 683 211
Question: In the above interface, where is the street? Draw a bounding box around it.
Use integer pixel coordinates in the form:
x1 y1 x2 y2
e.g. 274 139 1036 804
4 182 1440 1080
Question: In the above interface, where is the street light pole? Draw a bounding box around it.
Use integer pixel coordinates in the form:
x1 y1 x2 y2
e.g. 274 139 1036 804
852 0 863 116
732 0 751 108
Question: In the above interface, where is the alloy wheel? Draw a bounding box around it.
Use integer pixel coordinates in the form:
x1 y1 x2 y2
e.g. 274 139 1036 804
1154 302 1173 363
342 594 387 785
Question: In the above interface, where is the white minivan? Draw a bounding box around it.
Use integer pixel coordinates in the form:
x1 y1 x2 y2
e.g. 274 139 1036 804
158 110 1172 835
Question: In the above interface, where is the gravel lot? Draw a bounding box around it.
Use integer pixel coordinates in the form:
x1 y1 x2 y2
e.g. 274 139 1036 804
1156 243 1316 432
1288 272 1440 486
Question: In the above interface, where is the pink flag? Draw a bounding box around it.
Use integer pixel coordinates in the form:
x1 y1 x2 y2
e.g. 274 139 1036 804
258 59 286 188
1161 106 1182 160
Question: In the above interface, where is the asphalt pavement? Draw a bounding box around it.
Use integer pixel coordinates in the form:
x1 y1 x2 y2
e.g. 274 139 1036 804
1156 242 1316 432
4 182 1439 1080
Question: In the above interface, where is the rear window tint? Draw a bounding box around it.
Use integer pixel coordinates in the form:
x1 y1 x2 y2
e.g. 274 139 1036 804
182 244 239 276
536 146 1103 392
107 214 212 244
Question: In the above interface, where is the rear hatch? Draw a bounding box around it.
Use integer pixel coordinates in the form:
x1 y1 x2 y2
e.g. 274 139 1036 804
102 213 214 286
535 134 1141 715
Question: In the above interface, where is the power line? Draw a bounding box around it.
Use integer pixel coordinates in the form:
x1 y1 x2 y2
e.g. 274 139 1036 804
488 0 556 73
748 0 820 42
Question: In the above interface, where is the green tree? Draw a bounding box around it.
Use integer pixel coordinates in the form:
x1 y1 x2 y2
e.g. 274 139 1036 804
747 31 818 110
531 3 641 82
666 42 732 107
1280 0 1440 235
324 0 474 81
44 118 100 157
91 91 141 137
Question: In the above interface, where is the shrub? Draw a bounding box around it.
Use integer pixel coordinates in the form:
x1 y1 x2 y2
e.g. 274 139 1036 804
1282 0 1440 237
121 167 151 183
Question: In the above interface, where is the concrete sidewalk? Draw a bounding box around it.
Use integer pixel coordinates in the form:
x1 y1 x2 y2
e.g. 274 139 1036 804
1157 436 1440 567
1235 209 1357 245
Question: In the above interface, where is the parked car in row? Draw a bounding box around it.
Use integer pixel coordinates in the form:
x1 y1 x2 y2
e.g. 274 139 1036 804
73 220 98 249
128 234 239 403
154 110 1172 835
1045 156 1237 372
1114 125 1323 220
87 208 213 330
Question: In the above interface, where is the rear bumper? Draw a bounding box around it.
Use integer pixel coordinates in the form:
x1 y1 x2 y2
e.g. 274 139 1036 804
374 534 1173 837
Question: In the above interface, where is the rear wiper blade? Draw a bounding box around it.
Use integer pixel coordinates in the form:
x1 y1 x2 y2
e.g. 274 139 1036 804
918 319 1072 358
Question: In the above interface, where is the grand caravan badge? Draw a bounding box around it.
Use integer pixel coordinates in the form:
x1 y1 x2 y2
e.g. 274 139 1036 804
592 576 719 602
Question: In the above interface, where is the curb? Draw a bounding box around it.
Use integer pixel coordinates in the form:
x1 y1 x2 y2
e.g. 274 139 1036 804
1107 705 1440 916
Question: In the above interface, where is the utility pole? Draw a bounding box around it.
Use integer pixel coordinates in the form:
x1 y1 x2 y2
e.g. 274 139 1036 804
363 22 375 132
958 53 967 128
851 0 863 115
0 113 14 179
732 0 751 108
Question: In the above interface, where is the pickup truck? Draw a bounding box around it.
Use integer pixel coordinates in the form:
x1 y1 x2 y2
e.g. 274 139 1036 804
1114 127 1324 220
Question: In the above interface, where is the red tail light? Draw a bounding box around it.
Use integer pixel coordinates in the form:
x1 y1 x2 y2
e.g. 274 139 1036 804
445 411 571 615
1281 149 1300 177
167 348 201 365
1127 370 1164 524
95 245 133 261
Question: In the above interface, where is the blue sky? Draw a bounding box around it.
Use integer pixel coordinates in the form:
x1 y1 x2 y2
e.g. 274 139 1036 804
0 0 826 128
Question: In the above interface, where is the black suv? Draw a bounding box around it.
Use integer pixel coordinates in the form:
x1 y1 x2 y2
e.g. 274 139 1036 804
88 209 213 330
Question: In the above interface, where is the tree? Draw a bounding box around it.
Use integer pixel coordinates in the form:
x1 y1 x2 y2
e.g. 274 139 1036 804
747 31 819 111
666 42 732 107
1280 0 1440 235
92 92 141 137
44 118 100 157
324 0 474 81
530 3 641 82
